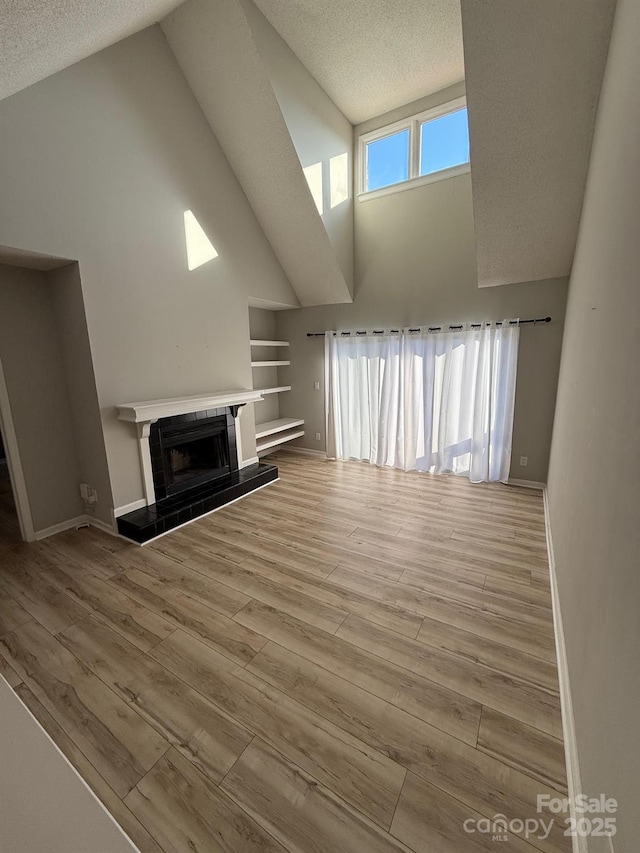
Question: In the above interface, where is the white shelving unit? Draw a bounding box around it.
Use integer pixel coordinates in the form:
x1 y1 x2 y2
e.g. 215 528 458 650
256 428 306 453
250 335 303 455
255 385 292 396
255 417 305 439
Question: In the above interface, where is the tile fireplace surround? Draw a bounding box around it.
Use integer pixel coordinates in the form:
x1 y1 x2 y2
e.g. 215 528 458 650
115 390 278 543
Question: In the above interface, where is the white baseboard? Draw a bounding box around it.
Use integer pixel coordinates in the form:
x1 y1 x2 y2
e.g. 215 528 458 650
113 499 147 518
508 477 546 490
543 487 585 853
35 514 117 541
34 516 90 540
240 456 259 469
86 516 119 537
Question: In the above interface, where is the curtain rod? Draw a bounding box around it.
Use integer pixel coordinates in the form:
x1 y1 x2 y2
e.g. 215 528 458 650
306 316 552 337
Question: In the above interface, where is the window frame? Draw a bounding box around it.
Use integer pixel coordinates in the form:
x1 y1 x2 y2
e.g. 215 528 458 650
357 96 470 201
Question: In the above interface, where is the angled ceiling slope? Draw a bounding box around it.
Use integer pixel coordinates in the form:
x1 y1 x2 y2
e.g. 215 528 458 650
461 0 616 288
0 0 185 102
162 0 353 307
252 0 465 124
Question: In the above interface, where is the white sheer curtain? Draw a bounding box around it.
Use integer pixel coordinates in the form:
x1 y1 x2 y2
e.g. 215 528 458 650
325 322 520 483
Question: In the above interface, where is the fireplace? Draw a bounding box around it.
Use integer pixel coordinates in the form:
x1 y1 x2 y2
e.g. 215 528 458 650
149 409 238 501
115 390 278 544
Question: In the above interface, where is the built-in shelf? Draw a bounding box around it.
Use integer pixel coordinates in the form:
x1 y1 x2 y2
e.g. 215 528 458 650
255 417 305 440
256 386 292 396
249 328 301 454
257 429 305 453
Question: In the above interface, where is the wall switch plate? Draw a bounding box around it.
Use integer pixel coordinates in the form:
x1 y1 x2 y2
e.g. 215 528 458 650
314 381 320 391
519 456 528 466
315 432 321 441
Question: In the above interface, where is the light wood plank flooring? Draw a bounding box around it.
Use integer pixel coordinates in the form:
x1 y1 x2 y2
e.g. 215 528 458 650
0 451 570 853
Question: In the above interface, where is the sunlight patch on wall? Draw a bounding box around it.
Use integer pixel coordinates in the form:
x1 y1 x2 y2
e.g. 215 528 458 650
184 210 218 271
303 162 324 216
330 153 349 209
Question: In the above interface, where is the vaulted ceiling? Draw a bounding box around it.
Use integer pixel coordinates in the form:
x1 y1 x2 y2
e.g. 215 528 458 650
0 0 618 295
0 0 464 124
162 0 354 307
0 0 185 102
461 0 616 287
252 0 465 124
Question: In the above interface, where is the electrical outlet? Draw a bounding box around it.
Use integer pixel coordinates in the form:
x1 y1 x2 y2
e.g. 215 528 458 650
315 432 321 441
314 381 320 391
519 456 528 467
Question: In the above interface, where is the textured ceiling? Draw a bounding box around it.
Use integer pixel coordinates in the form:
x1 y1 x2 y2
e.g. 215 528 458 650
0 0 185 101
461 0 616 287
1 0 615 295
252 0 464 124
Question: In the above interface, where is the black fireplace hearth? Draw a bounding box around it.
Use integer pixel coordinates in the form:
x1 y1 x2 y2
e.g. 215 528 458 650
116 406 278 544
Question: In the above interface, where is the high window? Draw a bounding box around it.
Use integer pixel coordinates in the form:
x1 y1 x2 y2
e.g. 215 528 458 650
358 97 470 198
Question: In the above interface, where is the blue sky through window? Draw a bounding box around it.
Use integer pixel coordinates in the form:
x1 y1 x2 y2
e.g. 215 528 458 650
420 108 469 176
366 128 409 191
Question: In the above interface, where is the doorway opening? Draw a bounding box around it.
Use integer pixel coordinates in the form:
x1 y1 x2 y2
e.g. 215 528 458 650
0 425 22 548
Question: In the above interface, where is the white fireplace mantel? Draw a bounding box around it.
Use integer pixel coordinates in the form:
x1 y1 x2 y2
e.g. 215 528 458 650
116 389 263 424
116 389 263 509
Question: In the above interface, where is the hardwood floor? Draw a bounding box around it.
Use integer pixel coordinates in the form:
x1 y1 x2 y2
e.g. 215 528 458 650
0 451 570 853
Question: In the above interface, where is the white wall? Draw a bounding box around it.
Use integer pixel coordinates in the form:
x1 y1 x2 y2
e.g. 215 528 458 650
49 263 113 525
546 0 640 846
0 678 138 853
0 265 84 532
162 0 352 308
241 0 354 293
276 89 568 483
0 26 299 513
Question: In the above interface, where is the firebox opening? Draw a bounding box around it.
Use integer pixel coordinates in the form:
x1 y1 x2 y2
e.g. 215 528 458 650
167 430 229 487
150 410 238 502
